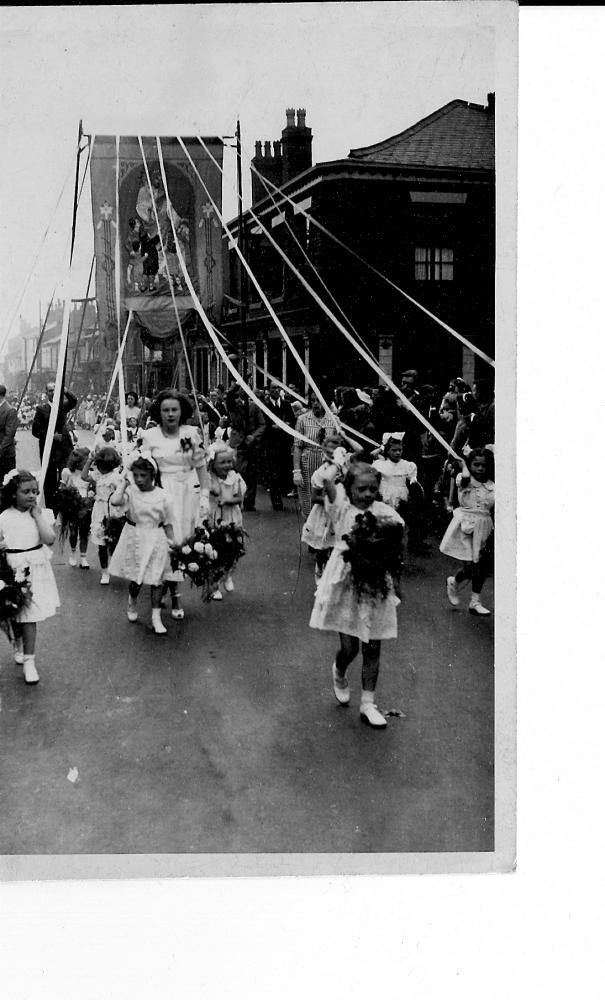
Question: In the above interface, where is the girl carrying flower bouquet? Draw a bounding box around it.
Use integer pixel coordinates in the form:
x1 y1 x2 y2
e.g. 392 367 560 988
58 446 94 569
0 469 60 684
207 442 246 600
82 446 125 585
309 460 405 729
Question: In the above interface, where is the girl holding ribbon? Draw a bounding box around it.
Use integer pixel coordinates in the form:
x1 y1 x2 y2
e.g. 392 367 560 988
439 447 495 616
108 452 175 635
292 393 337 520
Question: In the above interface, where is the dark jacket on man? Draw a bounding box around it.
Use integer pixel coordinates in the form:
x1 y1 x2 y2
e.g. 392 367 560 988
32 389 77 460
0 398 19 477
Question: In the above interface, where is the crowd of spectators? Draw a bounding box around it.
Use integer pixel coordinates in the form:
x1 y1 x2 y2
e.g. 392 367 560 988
5 366 494 549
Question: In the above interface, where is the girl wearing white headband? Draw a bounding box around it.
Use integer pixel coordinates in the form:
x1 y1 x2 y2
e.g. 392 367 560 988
372 432 420 509
108 451 176 634
206 442 246 600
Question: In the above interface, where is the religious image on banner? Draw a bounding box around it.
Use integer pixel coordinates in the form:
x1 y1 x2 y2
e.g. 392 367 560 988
127 160 192 294
90 136 224 349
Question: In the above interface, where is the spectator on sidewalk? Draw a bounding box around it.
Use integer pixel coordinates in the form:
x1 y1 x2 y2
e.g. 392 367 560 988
0 384 19 484
226 384 266 512
31 381 77 507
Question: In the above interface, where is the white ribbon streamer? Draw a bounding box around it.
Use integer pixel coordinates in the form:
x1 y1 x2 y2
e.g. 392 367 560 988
252 362 381 450
154 141 326 450
195 136 462 461
138 139 205 433
114 136 129 460
249 161 495 368
39 265 73 502
174 137 340 433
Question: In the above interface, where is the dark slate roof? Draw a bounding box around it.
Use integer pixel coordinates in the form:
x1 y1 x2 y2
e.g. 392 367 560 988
348 99 494 171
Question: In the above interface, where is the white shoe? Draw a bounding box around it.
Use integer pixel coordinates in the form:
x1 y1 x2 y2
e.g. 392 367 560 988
80 557 90 569
69 552 78 567
171 607 185 619
23 659 39 684
469 594 491 616
13 642 24 665
100 572 110 585
151 611 167 634
331 662 350 705
360 699 387 728
127 597 138 622
446 576 460 607
224 575 234 593
211 590 223 601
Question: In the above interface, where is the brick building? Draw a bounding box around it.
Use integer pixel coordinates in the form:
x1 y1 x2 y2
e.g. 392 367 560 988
2 300 101 397
220 98 495 395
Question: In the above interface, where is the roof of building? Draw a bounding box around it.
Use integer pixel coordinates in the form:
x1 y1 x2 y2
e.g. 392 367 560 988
348 99 494 172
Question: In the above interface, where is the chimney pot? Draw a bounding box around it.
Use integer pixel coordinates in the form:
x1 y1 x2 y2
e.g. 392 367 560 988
273 140 281 157
296 108 306 128
264 141 271 157
254 140 262 157
285 108 296 127
487 92 495 111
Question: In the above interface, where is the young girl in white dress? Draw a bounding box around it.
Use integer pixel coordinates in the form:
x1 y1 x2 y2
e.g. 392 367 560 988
140 391 208 619
207 443 246 600
371 432 419 508
301 431 362 584
0 470 60 684
108 453 175 634
309 461 405 729
60 446 92 569
439 447 495 616
82 446 124 586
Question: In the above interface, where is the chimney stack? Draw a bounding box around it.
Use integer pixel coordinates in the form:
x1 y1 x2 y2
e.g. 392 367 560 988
487 92 495 112
251 131 284 204
281 106 312 183
250 107 313 204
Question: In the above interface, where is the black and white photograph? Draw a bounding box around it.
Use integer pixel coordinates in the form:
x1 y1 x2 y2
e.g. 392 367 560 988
5 3 605 998
0 1 516 882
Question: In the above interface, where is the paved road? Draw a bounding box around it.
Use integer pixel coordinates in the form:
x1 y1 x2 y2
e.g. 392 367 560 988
0 429 494 854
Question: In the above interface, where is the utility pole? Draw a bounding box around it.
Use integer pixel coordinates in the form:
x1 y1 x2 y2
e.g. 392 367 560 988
70 120 84 266
236 119 248 384
59 119 86 406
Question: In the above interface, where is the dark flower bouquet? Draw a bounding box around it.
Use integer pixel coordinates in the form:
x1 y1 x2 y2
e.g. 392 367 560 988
101 513 128 554
0 550 33 641
342 510 405 600
53 484 94 545
171 519 246 600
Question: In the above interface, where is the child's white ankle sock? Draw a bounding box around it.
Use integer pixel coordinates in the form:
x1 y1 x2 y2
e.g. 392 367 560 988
23 655 39 684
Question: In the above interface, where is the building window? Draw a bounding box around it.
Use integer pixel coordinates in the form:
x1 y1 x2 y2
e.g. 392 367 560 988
415 247 454 281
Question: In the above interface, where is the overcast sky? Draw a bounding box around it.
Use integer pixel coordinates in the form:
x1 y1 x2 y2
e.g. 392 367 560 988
0 2 500 347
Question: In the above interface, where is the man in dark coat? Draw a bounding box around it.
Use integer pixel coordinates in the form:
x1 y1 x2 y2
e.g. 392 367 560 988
32 381 77 507
0 384 19 485
263 385 295 510
226 384 266 512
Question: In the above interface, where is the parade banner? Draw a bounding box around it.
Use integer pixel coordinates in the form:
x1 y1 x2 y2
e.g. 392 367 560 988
90 135 223 350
